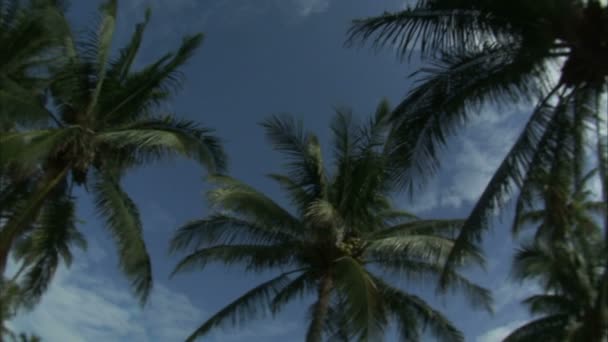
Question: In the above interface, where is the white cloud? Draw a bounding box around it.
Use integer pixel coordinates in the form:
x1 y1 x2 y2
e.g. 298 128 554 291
290 0 330 16
8 241 300 342
404 104 531 214
476 320 525 342
9 247 203 342
494 281 540 313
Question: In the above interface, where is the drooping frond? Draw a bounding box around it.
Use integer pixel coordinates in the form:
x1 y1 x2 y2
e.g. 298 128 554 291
92 172 152 304
346 2 503 59
270 270 316 314
387 45 552 188
441 86 570 287
13 191 85 306
375 255 492 312
0 128 79 170
184 271 297 342
372 276 463 342
333 256 385 340
97 116 226 173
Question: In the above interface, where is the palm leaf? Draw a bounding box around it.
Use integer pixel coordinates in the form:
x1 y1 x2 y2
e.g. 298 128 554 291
372 276 463 342
13 191 85 306
92 172 152 304
184 271 296 342
169 214 295 252
171 243 299 275
97 117 226 173
333 256 384 340
205 175 302 237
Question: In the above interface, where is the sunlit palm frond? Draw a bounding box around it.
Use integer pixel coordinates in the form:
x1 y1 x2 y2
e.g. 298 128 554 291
206 175 302 236
97 116 226 173
169 214 296 252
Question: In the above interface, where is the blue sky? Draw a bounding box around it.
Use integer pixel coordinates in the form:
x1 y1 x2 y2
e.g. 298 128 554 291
6 0 561 341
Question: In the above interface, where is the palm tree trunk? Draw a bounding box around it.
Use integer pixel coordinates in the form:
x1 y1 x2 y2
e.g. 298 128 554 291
0 166 69 277
306 273 333 342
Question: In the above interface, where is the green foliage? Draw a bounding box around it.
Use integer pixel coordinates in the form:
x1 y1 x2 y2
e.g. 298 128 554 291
172 103 489 341
0 0 226 310
347 0 608 292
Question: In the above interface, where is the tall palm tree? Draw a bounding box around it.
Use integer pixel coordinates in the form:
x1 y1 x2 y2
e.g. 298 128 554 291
347 0 608 297
0 0 226 304
171 101 490 342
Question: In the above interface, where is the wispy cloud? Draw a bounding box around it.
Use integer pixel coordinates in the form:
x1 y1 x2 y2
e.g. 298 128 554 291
9 244 203 342
8 238 300 342
404 103 530 214
288 0 330 16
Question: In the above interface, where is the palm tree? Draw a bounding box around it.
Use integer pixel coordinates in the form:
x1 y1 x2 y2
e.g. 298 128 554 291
0 0 226 304
504 153 606 340
347 0 608 301
505 230 605 341
171 101 490 342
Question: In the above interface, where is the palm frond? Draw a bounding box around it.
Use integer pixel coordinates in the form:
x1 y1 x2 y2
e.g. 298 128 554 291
441 86 569 288
107 8 150 81
205 175 302 237
522 294 577 316
184 271 296 342
171 243 299 276
372 219 464 239
368 257 492 312
99 34 204 125
97 116 227 173
503 315 569 342
0 77 54 127
92 172 152 304
261 114 328 199
0 128 78 170
372 275 463 342
270 270 316 314
346 2 502 59
169 214 296 253
333 256 385 340
13 191 85 306
85 0 117 117
387 45 552 189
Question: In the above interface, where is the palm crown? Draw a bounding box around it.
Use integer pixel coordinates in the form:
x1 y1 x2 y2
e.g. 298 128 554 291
348 0 608 291
171 101 490 342
0 0 226 304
